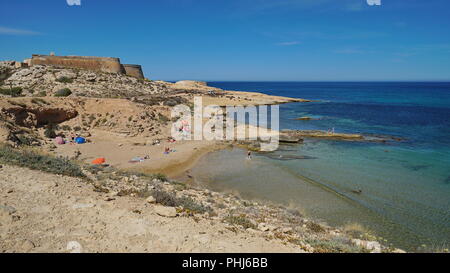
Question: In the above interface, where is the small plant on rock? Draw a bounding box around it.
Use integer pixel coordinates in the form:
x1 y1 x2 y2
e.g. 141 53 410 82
151 173 168 182
0 87 23 97
56 76 73 83
224 214 257 229
54 88 72 97
44 124 57 138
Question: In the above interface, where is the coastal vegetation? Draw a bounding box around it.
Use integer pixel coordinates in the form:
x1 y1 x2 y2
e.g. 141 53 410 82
0 144 85 178
54 88 72 97
0 87 23 97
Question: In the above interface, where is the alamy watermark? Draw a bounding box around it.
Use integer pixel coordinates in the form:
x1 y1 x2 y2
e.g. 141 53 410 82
171 97 280 152
367 0 381 6
66 0 81 6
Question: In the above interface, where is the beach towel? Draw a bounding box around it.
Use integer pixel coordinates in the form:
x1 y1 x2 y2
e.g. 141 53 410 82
92 158 106 165
129 157 145 163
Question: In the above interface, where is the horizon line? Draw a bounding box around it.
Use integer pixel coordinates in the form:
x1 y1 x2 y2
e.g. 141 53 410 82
163 80 450 83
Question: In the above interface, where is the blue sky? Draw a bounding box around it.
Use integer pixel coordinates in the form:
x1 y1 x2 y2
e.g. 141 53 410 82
1 0 450 81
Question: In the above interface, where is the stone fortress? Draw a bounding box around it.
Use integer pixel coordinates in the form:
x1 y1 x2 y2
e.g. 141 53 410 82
17 52 145 79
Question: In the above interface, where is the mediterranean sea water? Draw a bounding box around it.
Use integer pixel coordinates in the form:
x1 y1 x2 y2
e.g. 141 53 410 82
191 82 450 251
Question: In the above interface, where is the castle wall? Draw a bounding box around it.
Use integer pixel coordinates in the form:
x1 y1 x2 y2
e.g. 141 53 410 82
30 55 124 74
121 64 144 79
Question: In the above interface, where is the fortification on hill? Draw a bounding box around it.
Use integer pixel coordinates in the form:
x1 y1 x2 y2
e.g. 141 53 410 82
23 53 144 79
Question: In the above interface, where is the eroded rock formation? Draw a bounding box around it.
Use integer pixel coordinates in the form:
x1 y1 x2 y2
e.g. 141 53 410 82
1 106 78 128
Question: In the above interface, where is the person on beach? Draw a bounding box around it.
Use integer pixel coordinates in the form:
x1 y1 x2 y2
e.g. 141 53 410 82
69 133 76 145
247 151 252 160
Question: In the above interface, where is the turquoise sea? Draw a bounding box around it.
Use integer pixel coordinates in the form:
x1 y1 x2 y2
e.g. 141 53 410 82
191 82 450 251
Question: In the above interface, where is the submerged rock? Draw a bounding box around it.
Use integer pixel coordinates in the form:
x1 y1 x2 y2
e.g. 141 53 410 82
279 133 303 143
295 116 316 121
263 154 316 161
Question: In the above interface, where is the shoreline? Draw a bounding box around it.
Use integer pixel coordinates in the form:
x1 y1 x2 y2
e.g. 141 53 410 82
140 141 228 178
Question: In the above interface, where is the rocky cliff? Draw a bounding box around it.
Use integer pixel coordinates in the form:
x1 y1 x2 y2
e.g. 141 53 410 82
0 62 169 98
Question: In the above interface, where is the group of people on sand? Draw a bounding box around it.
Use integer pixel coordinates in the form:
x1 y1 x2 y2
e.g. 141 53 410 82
54 133 87 145
164 137 177 154
327 127 335 135
177 119 191 140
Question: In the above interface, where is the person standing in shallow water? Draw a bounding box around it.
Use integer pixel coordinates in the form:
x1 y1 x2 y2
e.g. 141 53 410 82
247 151 252 160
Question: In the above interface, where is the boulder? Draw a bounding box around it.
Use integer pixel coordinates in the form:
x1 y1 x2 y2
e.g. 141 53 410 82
0 205 17 224
146 196 156 204
18 239 35 252
279 133 303 143
84 73 97 82
352 239 382 253
154 206 177 217
257 223 277 232
164 99 178 107
55 70 77 81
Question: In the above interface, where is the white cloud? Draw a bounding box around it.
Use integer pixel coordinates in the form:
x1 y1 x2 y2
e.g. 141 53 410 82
0 26 40 35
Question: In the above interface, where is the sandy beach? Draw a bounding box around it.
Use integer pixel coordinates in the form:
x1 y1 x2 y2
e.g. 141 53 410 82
54 132 225 178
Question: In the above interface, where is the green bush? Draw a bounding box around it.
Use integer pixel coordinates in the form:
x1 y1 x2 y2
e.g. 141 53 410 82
0 87 23 97
150 190 178 207
8 100 26 108
54 88 72 97
151 173 168 182
224 215 257 229
56 77 73 83
147 189 211 214
44 124 57 138
177 196 212 214
306 221 326 233
15 135 36 146
0 145 85 177
158 113 169 123
60 125 72 131
305 238 364 253
31 98 49 105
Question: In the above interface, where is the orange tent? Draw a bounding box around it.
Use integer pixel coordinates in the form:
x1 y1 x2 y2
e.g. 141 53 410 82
92 158 106 165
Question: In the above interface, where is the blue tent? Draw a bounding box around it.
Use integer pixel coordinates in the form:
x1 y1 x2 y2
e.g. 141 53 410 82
75 137 86 144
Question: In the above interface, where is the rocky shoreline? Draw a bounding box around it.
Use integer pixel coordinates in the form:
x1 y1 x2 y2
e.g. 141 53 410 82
279 130 405 143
